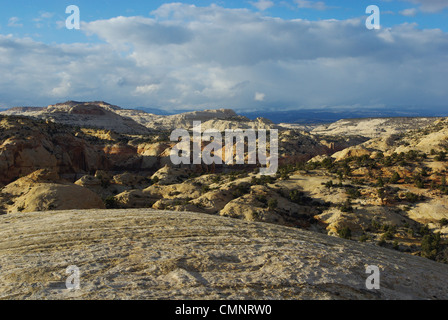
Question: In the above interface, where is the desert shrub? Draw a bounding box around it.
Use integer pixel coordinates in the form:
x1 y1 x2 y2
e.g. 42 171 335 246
359 234 369 242
201 185 211 194
256 195 267 205
337 226 352 240
232 184 250 198
371 219 381 231
390 172 401 184
345 186 361 199
267 198 278 210
435 151 446 161
419 224 431 236
404 192 421 203
321 157 335 169
382 224 397 234
377 188 386 205
288 189 313 205
342 162 352 177
104 196 118 209
251 175 276 186
421 232 441 260
324 180 335 189
211 175 221 184
377 238 387 247
414 176 425 189
381 230 394 241
376 177 384 187
151 176 160 184
100 179 110 189
393 241 400 250
381 156 394 167
339 199 354 213
441 176 447 186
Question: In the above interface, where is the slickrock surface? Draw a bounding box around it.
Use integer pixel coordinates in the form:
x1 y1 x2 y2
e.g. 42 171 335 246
0 209 447 300
312 117 439 138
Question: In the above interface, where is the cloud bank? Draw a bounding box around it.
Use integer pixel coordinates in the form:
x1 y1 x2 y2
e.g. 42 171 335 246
0 3 447 112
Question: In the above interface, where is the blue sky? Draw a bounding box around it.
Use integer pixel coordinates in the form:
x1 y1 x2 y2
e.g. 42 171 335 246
2 0 448 43
0 0 447 113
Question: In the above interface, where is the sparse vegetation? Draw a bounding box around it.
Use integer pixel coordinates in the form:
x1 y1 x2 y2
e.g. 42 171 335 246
104 196 119 209
337 226 352 240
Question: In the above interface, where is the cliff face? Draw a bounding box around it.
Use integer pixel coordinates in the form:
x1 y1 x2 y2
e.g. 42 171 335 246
0 209 447 300
0 116 166 185
0 116 109 184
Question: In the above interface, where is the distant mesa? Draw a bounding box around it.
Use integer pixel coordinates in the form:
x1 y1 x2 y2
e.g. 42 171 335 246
0 101 277 133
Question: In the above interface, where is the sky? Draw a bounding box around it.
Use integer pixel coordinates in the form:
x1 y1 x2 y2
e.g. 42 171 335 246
0 0 447 114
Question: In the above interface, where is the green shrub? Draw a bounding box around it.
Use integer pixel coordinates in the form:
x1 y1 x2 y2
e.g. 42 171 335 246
371 219 381 231
359 234 369 242
232 184 251 198
346 187 361 199
404 192 421 203
390 172 401 184
435 151 446 161
104 196 119 209
151 176 160 184
337 226 352 240
267 199 278 210
382 230 394 240
339 199 354 213
256 195 267 205
421 232 441 260
288 190 312 205
201 185 211 194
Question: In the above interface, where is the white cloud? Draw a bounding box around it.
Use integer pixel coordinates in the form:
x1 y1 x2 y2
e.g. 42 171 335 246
399 8 418 16
8 17 23 28
0 4 447 112
255 92 266 101
294 0 328 10
33 12 54 22
401 0 448 12
134 84 160 95
250 0 275 11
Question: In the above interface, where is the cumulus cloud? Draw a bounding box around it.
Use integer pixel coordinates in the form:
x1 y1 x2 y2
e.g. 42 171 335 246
0 3 447 112
294 0 328 10
8 17 23 28
400 0 448 12
250 0 275 11
255 92 266 101
134 84 160 95
399 8 418 16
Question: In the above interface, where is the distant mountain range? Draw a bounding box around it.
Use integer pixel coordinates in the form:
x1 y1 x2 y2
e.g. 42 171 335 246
0 101 275 134
240 108 448 124
2 101 447 128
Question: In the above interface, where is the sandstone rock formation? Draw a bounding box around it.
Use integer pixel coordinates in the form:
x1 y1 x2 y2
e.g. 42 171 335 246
331 146 371 162
1 101 151 135
0 209 447 300
312 117 439 138
1 169 105 213
0 102 276 133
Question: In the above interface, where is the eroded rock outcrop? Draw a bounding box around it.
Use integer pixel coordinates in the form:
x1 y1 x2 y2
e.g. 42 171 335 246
1 169 105 213
0 209 447 300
